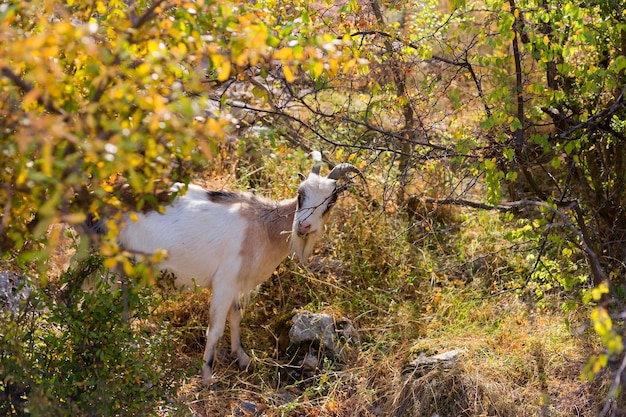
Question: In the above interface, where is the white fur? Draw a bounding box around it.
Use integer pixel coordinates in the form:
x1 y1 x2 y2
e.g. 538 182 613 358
112 170 346 386
119 185 247 289
291 173 337 261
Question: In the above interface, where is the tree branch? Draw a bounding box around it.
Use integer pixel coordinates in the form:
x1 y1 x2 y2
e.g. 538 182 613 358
508 0 549 201
598 352 626 417
132 0 166 30
513 200 610 288
557 87 626 140
91 0 168 103
421 197 579 211
425 196 614 297
0 67 66 116
350 30 492 118
368 0 416 195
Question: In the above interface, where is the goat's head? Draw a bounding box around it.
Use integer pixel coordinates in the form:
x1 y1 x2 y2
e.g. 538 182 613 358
291 163 363 261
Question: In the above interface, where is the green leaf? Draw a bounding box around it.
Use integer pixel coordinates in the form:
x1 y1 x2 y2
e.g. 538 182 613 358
449 87 461 109
510 117 523 131
609 55 626 74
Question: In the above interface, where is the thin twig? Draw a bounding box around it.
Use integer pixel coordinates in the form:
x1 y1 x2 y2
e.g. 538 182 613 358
0 67 66 116
598 353 626 417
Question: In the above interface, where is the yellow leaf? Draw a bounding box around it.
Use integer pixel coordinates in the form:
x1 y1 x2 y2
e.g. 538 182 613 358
62 213 87 224
54 21 73 36
591 307 611 335
151 248 169 263
274 47 293 61
211 54 231 81
329 58 338 76
103 257 118 269
283 64 295 83
42 141 53 176
122 258 134 275
207 118 224 140
591 281 609 301
22 89 40 111
136 62 151 77
326 401 338 413
16 169 27 185
312 60 324 78
152 94 165 111
543 35 550 46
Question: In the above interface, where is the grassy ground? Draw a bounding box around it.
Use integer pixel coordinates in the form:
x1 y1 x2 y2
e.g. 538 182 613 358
148 152 609 416
6 148 610 416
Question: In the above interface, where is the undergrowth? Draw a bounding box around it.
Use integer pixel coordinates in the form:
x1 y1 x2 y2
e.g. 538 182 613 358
170 149 609 416
0 144 614 416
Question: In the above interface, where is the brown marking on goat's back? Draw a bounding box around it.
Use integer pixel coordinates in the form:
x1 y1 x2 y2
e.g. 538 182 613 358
206 190 243 204
237 197 298 292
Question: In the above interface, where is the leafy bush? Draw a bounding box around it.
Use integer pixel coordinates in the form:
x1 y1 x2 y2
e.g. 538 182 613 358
0 259 180 416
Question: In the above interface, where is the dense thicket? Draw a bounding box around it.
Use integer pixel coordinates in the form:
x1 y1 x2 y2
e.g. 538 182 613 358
1 0 626 414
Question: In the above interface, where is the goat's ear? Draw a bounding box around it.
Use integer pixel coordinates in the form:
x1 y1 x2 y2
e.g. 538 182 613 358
298 172 306 181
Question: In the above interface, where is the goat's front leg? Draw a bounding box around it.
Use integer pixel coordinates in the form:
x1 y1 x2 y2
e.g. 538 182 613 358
202 286 237 387
229 301 251 370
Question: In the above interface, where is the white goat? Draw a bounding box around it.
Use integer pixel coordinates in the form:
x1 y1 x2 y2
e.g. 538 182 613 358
107 162 361 386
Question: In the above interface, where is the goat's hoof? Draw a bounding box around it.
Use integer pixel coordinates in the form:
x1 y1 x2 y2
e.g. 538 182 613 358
231 351 252 371
239 359 252 371
201 366 213 388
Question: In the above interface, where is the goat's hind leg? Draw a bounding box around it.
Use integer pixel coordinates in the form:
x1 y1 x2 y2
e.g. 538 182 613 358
229 301 251 370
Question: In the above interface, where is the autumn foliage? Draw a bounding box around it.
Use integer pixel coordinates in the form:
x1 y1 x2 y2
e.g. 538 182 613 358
2 0 626 415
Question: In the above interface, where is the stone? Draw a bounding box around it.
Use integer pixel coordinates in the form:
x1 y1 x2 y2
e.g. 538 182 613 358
289 312 339 354
0 271 31 313
286 311 360 379
235 400 259 417
410 349 462 368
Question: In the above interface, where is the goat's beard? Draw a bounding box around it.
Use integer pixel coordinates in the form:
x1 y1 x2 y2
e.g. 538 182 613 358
291 230 322 262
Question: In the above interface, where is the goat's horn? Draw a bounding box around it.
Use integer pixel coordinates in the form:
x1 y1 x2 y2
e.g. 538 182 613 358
326 163 364 181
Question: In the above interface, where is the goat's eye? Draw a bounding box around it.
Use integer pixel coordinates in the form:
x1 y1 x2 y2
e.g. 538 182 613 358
297 191 304 208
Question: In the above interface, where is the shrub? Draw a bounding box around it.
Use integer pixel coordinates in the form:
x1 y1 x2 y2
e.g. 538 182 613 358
0 258 179 416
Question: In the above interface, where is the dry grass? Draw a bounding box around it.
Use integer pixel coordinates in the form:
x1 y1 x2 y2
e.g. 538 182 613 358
163 284 606 416
30 150 611 416
144 154 610 416
158 211 606 416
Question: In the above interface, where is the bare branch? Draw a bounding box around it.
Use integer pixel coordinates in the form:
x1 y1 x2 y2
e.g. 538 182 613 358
221 96 473 161
350 30 492 118
421 197 579 211
512 200 610 286
132 0 166 30
557 87 626 140
422 196 505 211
